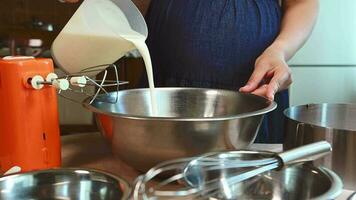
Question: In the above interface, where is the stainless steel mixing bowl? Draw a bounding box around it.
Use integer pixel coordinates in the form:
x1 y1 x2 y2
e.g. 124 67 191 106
192 151 343 200
0 168 131 200
84 88 276 171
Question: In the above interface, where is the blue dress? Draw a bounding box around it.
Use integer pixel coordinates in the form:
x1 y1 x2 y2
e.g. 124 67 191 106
143 0 289 143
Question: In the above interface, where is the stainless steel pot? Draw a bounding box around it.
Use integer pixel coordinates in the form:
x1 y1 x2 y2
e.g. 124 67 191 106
0 168 131 200
84 88 276 171
284 103 356 190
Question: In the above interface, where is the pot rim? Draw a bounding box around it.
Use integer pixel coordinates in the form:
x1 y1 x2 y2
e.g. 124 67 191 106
83 87 277 121
284 103 356 132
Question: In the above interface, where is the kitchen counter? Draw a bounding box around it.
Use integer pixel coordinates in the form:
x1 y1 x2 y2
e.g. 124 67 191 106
62 132 355 200
62 132 140 183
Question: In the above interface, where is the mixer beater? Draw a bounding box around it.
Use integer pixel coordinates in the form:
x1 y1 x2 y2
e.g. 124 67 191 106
30 62 128 104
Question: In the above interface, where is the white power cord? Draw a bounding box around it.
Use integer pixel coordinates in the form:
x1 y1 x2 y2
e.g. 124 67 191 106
4 166 21 175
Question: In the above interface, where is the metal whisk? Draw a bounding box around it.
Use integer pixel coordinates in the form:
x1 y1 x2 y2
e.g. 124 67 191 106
133 141 331 200
51 63 128 104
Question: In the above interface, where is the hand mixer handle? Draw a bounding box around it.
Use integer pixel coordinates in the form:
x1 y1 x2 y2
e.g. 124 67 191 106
277 141 331 167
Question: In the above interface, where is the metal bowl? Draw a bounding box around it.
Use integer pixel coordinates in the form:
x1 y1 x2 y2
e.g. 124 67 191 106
215 165 343 200
0 168 131 200
84 88 276 171
190 151 343 200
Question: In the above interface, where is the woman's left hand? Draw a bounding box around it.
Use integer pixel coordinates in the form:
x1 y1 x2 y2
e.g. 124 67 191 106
239 0 319 101
239 47 292 101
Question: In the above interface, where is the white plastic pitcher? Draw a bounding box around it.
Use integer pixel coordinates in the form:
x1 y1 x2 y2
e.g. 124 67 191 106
51 0 148 75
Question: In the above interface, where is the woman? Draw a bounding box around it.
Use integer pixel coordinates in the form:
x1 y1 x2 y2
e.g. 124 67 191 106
65 0 319 143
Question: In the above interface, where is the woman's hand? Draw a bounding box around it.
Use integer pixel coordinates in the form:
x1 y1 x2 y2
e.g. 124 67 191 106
132 0 151 15
240 0 319 101
239 46 292 101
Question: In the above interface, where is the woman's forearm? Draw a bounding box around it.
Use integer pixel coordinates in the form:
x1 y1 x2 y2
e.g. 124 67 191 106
240 0 319 99
131 0 151 15
269 0 319 61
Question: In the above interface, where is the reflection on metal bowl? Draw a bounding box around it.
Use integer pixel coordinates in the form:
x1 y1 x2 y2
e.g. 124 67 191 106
214 165 342 200
193 151 343 200
284 103 356 190
0 168 131 200
84 88 276 171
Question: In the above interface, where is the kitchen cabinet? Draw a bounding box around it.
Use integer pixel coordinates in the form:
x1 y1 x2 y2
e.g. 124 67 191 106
0 0 80 48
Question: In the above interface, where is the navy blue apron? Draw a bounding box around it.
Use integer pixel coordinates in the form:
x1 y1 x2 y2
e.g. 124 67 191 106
142 0 289 143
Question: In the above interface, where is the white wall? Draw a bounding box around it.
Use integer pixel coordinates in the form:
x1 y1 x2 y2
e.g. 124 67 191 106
289 0 356 65
289 66 356 106
288 0 356 106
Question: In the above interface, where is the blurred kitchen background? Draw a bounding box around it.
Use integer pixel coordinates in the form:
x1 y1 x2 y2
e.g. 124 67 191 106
0 0 355 134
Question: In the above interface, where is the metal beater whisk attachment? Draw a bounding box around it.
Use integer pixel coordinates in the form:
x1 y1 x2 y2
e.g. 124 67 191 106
56 64 128 104
133 156 280 200
133 141 331 200
133 157 205 200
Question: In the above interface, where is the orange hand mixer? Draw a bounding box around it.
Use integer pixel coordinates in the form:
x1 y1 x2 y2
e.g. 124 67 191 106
0 57 62 174
0 56 124 174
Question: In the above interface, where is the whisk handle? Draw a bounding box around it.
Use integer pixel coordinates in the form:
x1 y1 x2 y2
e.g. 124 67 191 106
277 141 331 167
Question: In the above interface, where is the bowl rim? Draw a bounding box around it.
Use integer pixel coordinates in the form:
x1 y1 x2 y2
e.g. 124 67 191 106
314 166 343 200
83 87 277 121
0 167 132 199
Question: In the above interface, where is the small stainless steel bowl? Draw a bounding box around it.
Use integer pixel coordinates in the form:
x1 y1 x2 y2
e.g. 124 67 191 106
0 168 131 200
84 88 276 171
190 151 343 200
216 165 343 200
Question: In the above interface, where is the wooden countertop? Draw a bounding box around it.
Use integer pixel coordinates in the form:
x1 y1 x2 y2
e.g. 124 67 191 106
61 132 140 183
61 132 354 200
